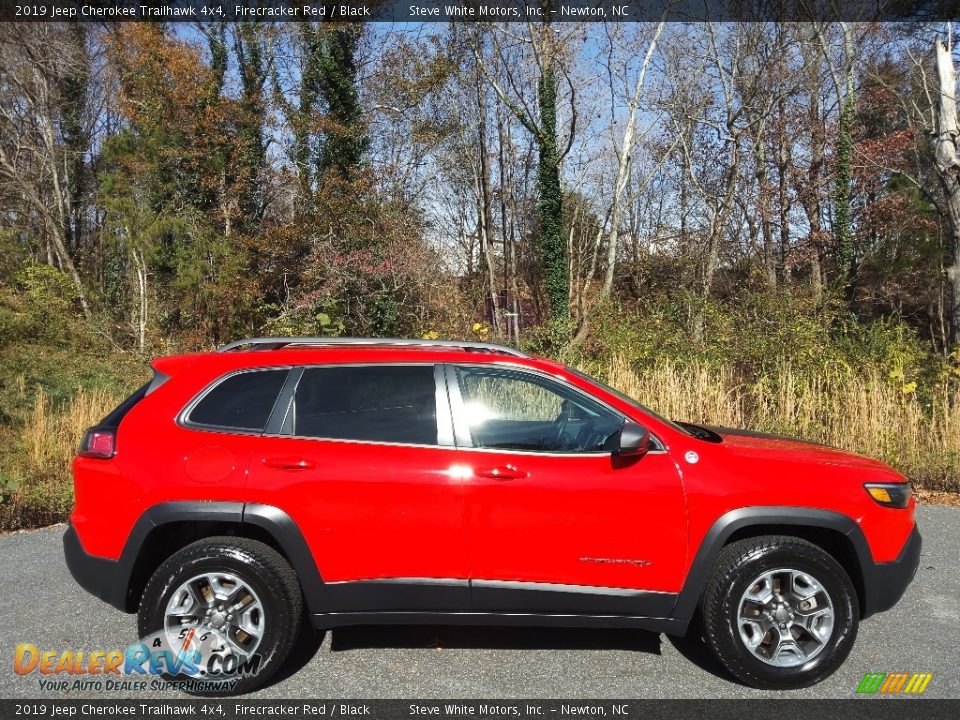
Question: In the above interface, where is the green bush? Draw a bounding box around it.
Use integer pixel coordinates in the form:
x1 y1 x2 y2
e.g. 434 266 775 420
577 292 946 389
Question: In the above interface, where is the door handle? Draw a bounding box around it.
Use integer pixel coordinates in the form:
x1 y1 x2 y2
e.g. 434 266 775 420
476 465 525 481
264 457 316 471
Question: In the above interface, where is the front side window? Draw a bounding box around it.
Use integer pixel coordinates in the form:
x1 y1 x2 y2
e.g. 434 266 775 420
293 365 439 445
187 369 289 431
454 367 623 453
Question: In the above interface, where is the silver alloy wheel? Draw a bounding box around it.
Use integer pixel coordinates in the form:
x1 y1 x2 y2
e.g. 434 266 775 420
164 572 265 657
736 567 835 667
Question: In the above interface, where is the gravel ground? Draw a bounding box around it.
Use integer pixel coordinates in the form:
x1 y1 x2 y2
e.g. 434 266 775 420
1 505 957 700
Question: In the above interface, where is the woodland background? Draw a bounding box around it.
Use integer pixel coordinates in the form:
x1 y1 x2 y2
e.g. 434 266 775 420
2 18 960 528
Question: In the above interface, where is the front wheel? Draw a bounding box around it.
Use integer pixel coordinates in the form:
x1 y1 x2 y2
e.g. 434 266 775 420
137 537 303 695
700 535 859 689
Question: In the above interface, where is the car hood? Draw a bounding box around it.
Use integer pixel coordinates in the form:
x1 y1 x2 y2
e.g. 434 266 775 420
704 426 897 474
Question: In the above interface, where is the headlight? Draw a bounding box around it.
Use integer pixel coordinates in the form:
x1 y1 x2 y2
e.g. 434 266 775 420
864 482 912 508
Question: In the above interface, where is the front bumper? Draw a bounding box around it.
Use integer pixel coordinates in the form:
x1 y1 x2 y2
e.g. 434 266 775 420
63 523 128 611
862 523 921 618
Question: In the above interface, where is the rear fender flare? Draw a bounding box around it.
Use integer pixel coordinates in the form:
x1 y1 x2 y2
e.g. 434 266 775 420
119 501 329 613
242 502 329 612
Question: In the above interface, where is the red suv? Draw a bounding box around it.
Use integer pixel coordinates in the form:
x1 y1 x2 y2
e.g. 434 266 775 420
64 338 920 693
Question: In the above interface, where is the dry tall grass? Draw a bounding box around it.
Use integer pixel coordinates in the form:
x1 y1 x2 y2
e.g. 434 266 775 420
0 386 120 529
1 361 957 530
22 387 120 476
605 355 960 491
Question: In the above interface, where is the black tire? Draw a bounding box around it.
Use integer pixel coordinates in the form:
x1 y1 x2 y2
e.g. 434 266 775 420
699 535 859 689
138 536 303 696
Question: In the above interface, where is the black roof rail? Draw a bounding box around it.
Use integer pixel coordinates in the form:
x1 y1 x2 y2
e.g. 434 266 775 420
215 337 530 358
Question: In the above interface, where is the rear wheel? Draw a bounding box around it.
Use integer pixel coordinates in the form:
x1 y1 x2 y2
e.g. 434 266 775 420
700 535 858 689
138 537 303 695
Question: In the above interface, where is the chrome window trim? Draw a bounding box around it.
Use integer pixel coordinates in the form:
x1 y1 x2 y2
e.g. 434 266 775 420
284 362 453 448
256 433 463 452
269 434 669 457
445 363 666 455
176 360 666 456
178 366 293 435
441 444 667 458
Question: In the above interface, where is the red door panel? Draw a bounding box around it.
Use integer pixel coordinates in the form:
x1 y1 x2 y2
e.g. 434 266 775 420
246 438 468 582
462 449 687 592
449 364 688 595
245 363 468 585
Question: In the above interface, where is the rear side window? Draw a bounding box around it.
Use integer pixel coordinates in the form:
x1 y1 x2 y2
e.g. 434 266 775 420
187 369 288 431
293 365 438 445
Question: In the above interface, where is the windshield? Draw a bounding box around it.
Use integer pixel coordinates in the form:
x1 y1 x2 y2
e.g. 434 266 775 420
565 367 693 437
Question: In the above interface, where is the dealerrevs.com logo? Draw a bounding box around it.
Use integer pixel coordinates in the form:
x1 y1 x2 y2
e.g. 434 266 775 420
856 672 934 695
13 628 261 693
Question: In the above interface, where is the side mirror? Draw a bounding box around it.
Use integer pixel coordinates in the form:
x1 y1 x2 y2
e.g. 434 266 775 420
616 422 650 457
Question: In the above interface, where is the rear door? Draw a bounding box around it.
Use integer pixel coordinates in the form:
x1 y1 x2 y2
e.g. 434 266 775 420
245 363 470 612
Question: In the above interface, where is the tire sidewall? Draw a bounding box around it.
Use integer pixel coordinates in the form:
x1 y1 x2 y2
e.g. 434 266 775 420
138 545 293 695
717 544 858 687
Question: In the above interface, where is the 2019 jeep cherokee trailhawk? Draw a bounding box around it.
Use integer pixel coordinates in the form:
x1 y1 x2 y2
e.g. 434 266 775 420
64 337 921 693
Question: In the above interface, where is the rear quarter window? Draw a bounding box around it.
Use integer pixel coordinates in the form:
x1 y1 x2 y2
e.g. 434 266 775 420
186 369 289 431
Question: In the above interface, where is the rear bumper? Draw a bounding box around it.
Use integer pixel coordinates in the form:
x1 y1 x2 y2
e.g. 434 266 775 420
63 523 128 612
862 523 921 618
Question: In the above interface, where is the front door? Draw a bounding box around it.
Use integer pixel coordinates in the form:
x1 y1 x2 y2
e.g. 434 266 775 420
246 363 469 612
449 364 687 617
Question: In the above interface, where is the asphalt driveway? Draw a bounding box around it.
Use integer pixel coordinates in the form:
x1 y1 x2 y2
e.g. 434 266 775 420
1 505 957 699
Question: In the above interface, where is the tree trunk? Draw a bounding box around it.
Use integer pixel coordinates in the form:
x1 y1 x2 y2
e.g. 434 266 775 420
777 93 792 286
834 93 855 300
536 42 568 321
755 137 778 289
61 23 90 255
232 24 269 230
567 20 665 349
475 63 502 335
803 52 825 298
834 25 857 304
316 25 367 182
297 24 323 210
933 37 960 346
599 20 665 303
132 245 148 352
496 110 519 342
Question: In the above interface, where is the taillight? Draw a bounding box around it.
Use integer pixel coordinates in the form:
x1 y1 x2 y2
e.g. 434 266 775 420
78 428 116 459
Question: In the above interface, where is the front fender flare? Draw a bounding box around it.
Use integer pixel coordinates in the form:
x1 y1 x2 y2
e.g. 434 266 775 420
671 506 874 623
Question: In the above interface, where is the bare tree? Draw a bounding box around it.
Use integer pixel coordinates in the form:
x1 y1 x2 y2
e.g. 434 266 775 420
568 20 676 345
664 22 748 336
474 19 579 321
599 20 666 302
933 30 960 345
794 27 830 295
0 24 90 315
